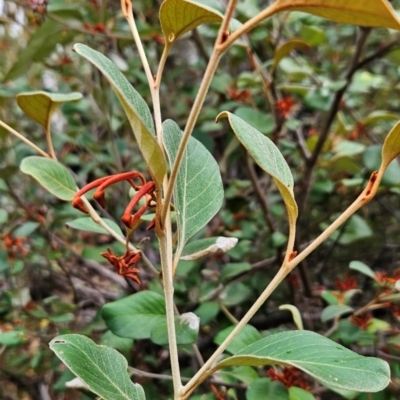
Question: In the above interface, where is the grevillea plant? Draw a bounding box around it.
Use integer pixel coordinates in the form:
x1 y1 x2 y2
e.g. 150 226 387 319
2 0 400 399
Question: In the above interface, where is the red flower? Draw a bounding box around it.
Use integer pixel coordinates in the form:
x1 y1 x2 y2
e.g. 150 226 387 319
101 248 141 284
334 274 358 292
276 97 296 119
350 314 372 330
267 366 310 390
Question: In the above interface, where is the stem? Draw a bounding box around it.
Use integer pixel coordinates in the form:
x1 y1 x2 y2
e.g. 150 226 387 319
0 120 50 158
121 0 154 90
161 0 239 226
45 120 57 160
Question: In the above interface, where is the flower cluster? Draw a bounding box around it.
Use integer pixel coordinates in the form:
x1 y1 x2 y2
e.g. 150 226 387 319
72 171 156 230
267 366 310 390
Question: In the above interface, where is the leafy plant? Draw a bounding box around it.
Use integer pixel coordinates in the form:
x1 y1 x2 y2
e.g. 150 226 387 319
2 0 400 399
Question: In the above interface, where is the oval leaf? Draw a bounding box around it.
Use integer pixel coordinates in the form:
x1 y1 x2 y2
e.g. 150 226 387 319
271 39 310 73
321 305 354 323
102 291 165 339
215 330 390 392
247 378 289 400
160 0 222 45
381 120 400 170
49 334 145 400
73 44 166 186
16 91 82 128
20 156 76 201
181 236 238 260
66 217 123 236
163 119 224 258
217 112 297 227
274 0 400 30
349 260 376 281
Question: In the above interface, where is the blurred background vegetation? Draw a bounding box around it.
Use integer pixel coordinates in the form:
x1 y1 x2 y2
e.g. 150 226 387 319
1 0 400 399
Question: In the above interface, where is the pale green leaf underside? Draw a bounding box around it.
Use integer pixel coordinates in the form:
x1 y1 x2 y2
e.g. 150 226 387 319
349 260 376 280
49 334 145 400
73 43 166 185
163 119 224 256
275 0 400 30
217 112 297 224
16 91 82 128
160 0 222 44
20 156 76 201
216 330 390 392
66 217 123 236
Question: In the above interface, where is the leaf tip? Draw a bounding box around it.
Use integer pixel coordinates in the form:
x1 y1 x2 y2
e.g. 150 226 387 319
215 111 229 123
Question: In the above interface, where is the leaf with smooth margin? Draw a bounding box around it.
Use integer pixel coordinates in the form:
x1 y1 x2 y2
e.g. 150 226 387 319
217 112 297 228
274 0 400 30
17 91 82 129
163 119 224 258
279 304 303 330
20 156 76 201
73 44 166 185
160 0 222 45
66 217 123 236
49 334 145 400
220 262 251 281
181 236 238 260
289 386 316 400
349 261 376 281
321 305 354 323
380 120 400 170
102 291 165 339
215 330 390 392
150 312 200 345
271 39 310 73
214 324 261 355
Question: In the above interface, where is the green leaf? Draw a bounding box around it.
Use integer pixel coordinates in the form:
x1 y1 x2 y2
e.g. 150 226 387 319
0 331 26 346
181 237 238 260
4 19 77 81
150 312 199 345
163 119 224 258
214 324 261 355
235 107 274 135
20 156 76 201
272 39 310 73
380 120 400 170
349 261 376 281
362 110 400 126
321 305 354 323
102 291 165 339
16 91 82 129
279 304 303 330
273 0 400 30
289 386 316 400
49 334 145 400
215 330 390 392
217 111 297 230
219 366 259 385
220 262 251 281
246 378 289 400
73 44 166 186
160 0 222 45
66 217 123 236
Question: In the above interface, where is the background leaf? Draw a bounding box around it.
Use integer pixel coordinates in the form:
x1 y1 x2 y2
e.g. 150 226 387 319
16 91 82 128
349 261 376 281
160 0 222 45
215 330 390 392
49 334 145 400
163 119 224 258
214 324 261 355
321 305 354 323
380 120 400 169
180 236 238 260
274 0 400 30
20 156 76 201
66 217 124 236
73 44 166 186
102 291 165 339
246 378 289 400
217 111 297 228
